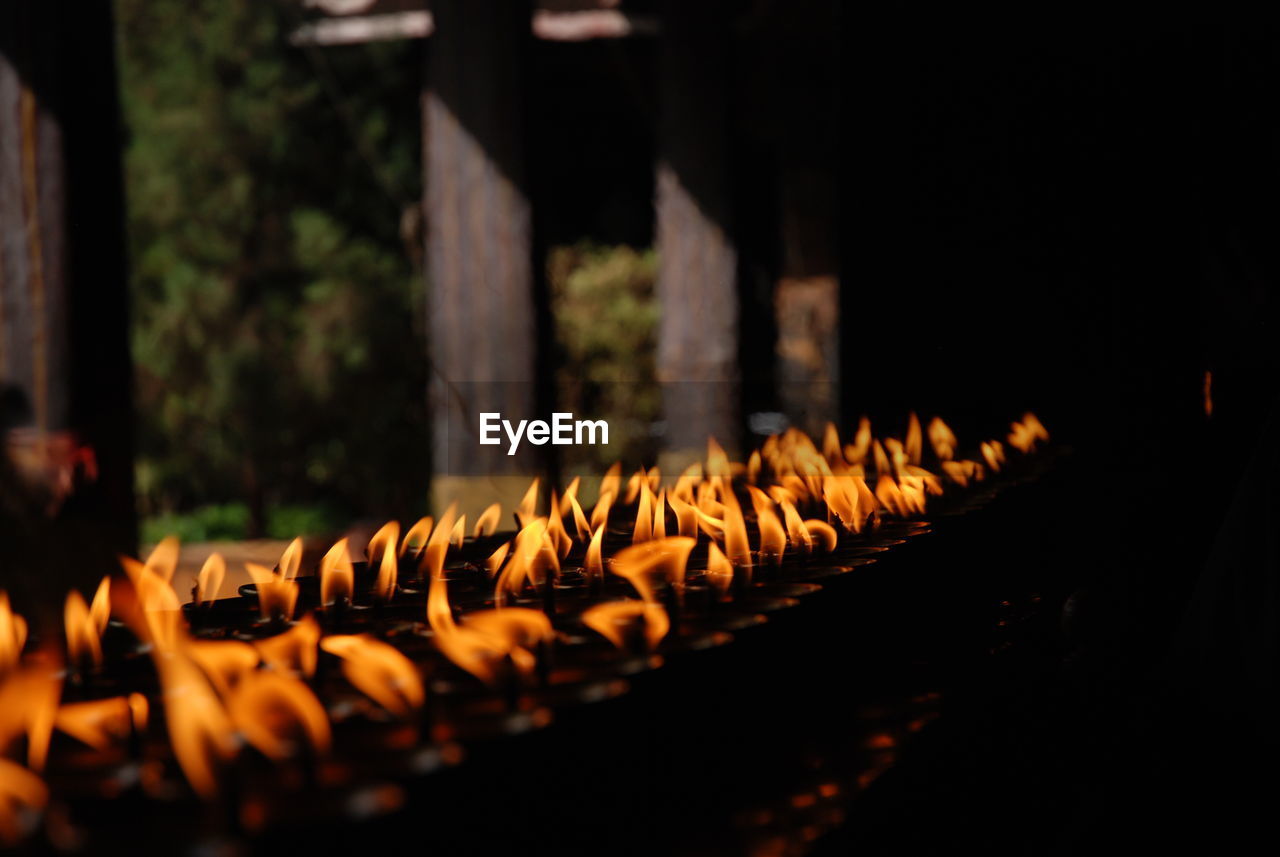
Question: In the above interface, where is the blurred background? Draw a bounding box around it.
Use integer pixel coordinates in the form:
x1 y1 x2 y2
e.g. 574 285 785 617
4 2 1280 655
8 3 1280 851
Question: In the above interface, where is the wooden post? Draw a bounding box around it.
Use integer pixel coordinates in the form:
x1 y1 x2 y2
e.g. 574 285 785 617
0 0 136 610
771 0 840 438
424 0 539 512
655 0 740 464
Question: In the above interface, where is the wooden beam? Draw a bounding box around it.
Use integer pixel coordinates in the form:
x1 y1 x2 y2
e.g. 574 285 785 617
654 0 739 463
424 0 541 503
0 0 136 613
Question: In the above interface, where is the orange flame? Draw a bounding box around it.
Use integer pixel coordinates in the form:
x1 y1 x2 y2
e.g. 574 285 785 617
64 590 103 669
368 521 400 603
320 635 424 717
652 490 667 540
493 518 559 606
183 639 260 699
0 758 48 846
823 475 872 533
875 474 925 517
590 490 614 532
720 491 751 567
803 519 838 552
54 693 148 751
747 486 786 561
941 459 984 487
423 504 458 583
516 478 540 530
704 541 734 598
0 663 62 771
145 536 180 584
980 440 1005 472
1007 412 1049 453
581 601 669 651
195 553 225 605
928 416 957 461
486 542 510 577
905 412 923 465
780 498 813 554
474 503 502 538
567 493 591 541
246 562 298 623
632 481 653 544
226 670 331 761
120 555 184 653
319 538 354 607
585 525 605 583
666 491 699 539
598 463 622 507
254 614 321 678
152 652 237 798
0 593 28 678
610 537 697 602
545 491 573 558
400 517 434 559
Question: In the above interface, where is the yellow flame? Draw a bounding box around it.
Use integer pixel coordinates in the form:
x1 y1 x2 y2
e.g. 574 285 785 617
516 478 540 530
705 541 734 598
195 554 225 606
486 542 510 577
632 481 653 544
590 490 614 532
319 538 354 607
368 521 400 603
545 491 573 558
780 498 813 553
245 562 298 622
145 536 180 584
400 517 434 559
586 525 605 583
568 492 592 542
279 537 304 581
120 556 184 653
598 462 622 507
474 503 502 538
64 591 103 669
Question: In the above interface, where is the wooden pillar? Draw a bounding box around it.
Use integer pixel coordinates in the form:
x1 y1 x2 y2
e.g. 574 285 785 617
424 0 539 510
655 0 740 463
772 0 840 438
0 0 136 609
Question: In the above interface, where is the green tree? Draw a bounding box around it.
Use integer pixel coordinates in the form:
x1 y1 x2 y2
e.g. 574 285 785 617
118 0 427 534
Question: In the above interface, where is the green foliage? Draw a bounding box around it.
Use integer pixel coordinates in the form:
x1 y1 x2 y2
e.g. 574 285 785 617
141 503 250 545
549 243 660 469
118 0 428 534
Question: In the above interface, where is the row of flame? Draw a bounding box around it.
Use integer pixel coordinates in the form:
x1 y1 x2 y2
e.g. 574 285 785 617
0 413 1048 843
